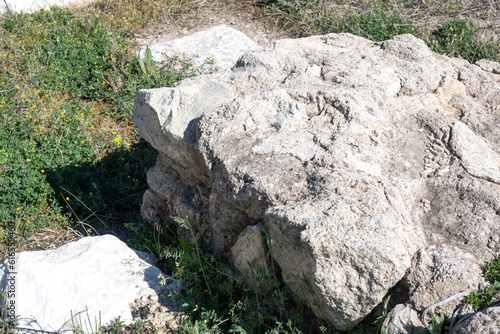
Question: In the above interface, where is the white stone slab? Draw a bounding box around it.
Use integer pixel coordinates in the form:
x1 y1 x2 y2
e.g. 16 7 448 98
0 235 179 333
140 24 262 70
0 0 94 15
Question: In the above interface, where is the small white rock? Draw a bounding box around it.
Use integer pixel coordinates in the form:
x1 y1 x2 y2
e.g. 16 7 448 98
0 235 178 333
140 24 262 70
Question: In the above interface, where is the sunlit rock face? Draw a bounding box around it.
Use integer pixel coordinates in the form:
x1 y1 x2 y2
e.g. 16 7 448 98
133 32 500 330
0 235 180 332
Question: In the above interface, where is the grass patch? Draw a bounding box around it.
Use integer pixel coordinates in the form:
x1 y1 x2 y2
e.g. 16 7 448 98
0 4 211 245
260 0 415 38
69 311 157 334
82 0 190 30
485 256 500 283
428 19 499 63
337 10 415 41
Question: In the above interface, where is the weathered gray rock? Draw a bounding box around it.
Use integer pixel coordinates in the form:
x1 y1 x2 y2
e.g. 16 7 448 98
383 304 425 334
450 305 500 334
450 121 500 184
476 59 500 74
405 248 483 317
0 235 180 333
231 223 271 293
133 33 500 330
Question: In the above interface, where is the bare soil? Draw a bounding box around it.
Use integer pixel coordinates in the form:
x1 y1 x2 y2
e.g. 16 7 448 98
133 0 292 49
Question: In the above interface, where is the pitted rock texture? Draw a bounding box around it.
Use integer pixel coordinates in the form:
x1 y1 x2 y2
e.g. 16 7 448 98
450 305 500 334
231 223 271 293
133 33 500 330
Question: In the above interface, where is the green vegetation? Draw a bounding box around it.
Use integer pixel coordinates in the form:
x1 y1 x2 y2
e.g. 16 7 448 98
70 311 156 333
337 11 415 42
465 256 500 311
263 0 416 41
428 19 499 63
426 311 445 334
71 309 103 334
1 0 499 333
466 281 500 311
373 296 390 334
0 3 209 245
484 256 500 283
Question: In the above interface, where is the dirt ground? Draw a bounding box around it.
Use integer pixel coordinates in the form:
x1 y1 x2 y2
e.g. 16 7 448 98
133 0 292 49
133 0 499 51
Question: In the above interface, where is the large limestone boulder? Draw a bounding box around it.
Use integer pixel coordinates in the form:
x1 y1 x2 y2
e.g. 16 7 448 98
0 235 180 332
133 33 500 330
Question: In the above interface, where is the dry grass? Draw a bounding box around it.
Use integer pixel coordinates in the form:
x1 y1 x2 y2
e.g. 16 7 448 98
257 0 499 42
80 0 191 29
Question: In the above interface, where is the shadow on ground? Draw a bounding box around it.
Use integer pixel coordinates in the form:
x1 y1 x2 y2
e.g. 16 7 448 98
44 138 160 248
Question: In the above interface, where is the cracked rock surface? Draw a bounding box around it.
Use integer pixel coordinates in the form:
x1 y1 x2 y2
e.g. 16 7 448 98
133 33 500 330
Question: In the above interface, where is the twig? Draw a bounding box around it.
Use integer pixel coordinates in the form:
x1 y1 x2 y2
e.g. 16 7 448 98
59 190 100 237
60 186 114 235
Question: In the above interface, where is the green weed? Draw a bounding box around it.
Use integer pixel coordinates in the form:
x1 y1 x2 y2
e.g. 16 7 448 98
125 319 156 334
105 316 156 334
2 6 209 115
110 316 125 333
82 0 190 31
337 11 415 41
260 0 415 39
401 0 473 17
426 311 445 334
71 309 103 334
466 281 500 311
138 47 155 75
69 311 156 334
373 295 391 334
484 256 500 283
465 256 500 311
428 19 499 63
